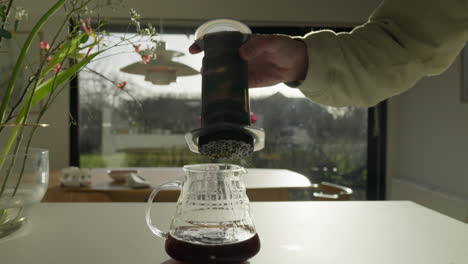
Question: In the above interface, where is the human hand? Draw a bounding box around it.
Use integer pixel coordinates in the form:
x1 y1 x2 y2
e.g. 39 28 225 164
189 34 308 88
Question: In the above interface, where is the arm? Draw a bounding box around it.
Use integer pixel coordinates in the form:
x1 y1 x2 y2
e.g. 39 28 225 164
298 0 468 107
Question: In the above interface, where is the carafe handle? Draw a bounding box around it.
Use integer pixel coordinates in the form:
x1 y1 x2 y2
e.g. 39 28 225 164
145 181 183 238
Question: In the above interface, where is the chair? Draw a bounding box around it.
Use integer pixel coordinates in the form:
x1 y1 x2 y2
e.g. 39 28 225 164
311 182 353 201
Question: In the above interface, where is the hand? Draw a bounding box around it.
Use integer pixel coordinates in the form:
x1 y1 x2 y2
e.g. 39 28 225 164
189 34 308 88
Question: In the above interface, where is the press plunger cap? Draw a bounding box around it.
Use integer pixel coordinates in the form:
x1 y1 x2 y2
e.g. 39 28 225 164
195 18 251 40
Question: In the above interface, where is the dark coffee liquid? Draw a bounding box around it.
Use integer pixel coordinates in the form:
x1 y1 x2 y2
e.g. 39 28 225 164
165 234 260 263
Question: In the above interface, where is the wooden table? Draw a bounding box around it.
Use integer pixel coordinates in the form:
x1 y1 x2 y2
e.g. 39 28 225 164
1 202 467 263
43 168 313 202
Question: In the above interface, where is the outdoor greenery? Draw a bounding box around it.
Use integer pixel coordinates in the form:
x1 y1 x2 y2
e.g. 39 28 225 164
80 91 367 200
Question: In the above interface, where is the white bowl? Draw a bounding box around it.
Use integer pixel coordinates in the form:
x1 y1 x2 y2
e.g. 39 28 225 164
106 169 140 182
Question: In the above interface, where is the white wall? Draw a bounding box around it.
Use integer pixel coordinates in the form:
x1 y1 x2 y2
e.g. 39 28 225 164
12 0 468 221
387 55 468 222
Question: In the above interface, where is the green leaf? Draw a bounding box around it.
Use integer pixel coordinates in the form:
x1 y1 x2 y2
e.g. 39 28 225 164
0 28 12 39
0 0 67 197
0 0 66 126
24 51 101 116
0 6 6 18
80 34 90 44
41 32 88 77
1 53 101 174
67 52 87 60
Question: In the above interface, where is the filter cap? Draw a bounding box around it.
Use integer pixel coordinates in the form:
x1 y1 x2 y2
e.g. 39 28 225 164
195 18 251 40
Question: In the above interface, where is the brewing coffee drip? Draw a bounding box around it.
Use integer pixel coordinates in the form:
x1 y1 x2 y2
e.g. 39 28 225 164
185 19 265 160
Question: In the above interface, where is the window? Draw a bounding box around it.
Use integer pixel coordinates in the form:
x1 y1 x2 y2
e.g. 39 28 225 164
73 25 386 200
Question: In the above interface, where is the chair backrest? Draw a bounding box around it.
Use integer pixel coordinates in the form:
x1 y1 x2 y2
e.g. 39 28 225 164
312 182 353 201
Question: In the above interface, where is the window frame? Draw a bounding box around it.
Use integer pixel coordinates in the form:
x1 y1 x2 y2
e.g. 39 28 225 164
69 23 386 200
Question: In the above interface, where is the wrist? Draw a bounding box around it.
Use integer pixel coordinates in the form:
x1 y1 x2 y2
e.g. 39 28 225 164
293 37 308 81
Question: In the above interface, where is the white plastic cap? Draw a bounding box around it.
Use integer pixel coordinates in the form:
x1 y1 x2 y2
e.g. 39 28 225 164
195 18 251 40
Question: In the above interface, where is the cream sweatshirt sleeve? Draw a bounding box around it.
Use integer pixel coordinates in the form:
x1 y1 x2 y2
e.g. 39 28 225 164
297 0 468 107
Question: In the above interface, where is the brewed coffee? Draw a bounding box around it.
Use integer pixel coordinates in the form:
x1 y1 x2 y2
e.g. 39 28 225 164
165 233 261 263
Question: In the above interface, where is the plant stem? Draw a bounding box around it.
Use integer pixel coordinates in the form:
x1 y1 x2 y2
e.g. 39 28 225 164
1 6 76 133
11 127 35 197
2 77 37 126
0 0 14 44
1 127 23 196
9 39 104 198
8 28 76 199
11 62 73 197
0 0 66 124
0 208 6 224
0 0 66 198
12 99 53 198
0 46 49 198
84 67 145 115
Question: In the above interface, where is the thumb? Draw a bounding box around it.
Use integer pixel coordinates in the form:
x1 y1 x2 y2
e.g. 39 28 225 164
189 43 202 54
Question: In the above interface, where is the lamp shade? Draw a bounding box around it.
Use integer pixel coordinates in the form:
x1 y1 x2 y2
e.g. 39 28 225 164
120 41 199 85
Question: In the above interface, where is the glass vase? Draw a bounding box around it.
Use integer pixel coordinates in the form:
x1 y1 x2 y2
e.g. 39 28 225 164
0 148 49 238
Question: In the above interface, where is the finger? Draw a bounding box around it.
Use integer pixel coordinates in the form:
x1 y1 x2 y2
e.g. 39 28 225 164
239 34 275 61
189 43 202 54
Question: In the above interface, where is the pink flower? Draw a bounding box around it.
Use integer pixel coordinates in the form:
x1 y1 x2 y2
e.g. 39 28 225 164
134 44 141 53
81 21 90 35
52 64 61 73
250 112 257 124
141 54 152 64
116 81 128 89
47 56 53 63
81 17 94 36
39 41 50 50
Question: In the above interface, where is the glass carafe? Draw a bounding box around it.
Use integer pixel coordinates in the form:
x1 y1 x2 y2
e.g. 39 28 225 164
145 163 260 263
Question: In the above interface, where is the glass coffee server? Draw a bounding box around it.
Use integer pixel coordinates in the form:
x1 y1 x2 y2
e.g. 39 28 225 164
146 163 260 263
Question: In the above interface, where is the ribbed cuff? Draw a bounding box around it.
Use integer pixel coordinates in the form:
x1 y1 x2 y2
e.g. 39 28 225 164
284 36 307 88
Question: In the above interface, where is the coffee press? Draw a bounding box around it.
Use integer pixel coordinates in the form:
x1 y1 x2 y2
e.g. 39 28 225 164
185 19 265 160
145 20 263 263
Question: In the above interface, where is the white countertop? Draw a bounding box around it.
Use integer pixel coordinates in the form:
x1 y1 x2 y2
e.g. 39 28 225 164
1 201 467 264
